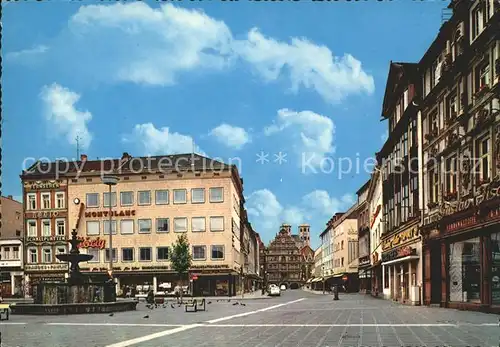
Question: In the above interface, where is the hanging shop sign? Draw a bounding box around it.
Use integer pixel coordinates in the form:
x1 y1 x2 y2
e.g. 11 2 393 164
77 237 106 249
382 227 419 251
27 181 61 190
25 263 69 272
381 246 416 263
84 210 136 218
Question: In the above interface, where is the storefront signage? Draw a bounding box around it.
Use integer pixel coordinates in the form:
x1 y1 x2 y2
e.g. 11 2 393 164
191 264 229 270
77 237 106 249
84 210 136 218
371 205 381 228
25 211 63 219
342 275 348 281
440 175 500 217
382 246 416 263
382 228 419 251
359 256 370 267
25 263 68 272
141 266 170 271
28 181 61 190
26 236 66 243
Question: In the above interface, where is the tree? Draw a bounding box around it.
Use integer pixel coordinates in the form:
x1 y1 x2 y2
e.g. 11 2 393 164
170 234 192 303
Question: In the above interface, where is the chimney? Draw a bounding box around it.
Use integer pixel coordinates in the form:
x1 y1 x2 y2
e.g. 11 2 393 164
80 154 88 161
7 195 12 199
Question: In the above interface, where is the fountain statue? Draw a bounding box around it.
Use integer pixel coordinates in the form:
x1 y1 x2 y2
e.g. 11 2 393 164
11 230 138 315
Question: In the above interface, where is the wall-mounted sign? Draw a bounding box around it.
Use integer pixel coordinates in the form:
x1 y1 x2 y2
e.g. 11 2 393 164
28 181 61 190
84 210 136 218
77 237 106 249
444 207 500 234
25 211 64 219
382 227 419 251
359 256 370 267
26 236 66 243
372 252 379 264
191 264 229 270
381 246 417 263
25 263 68 272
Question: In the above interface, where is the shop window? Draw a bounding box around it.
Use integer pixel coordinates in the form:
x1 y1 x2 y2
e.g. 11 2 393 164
384 267 389 288
491 232 500 304
448 237 481 303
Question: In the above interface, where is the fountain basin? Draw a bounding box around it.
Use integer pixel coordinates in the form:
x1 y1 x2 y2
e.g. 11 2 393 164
56 253 93 263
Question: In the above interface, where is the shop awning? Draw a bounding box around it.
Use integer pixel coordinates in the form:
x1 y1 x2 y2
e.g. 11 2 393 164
312 278 322 283
306 278 312 283
382 255 419 266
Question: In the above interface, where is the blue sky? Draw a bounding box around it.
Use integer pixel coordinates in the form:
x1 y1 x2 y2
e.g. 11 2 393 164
2 0 448 248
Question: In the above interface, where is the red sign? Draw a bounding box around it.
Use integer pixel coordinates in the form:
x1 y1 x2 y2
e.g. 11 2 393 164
84 210 136 218
192 275 198 280
342 275 348 281
77 237 106 249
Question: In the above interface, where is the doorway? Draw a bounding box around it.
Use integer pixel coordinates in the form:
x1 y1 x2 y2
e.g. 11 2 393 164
430 242 442 304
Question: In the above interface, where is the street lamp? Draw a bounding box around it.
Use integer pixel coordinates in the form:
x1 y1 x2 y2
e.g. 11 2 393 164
102 175 119 279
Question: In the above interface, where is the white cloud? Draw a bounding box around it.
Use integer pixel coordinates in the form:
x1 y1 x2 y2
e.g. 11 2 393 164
234 29 374 103
381 130 388 143
246 188 354 244
122 123 206 156
6 45 49 61
40 83 93 149
17 3 373 103
264 108 335 167
210 123 251 149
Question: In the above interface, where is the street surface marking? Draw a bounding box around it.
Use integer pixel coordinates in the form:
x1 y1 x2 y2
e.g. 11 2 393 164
204 323 466 327
206 298 306 324
46 323 184 327
104 324 202 347
0 322 26 325
104 298 306 347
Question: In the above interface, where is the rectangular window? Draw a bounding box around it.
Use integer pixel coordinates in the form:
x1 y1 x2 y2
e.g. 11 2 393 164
88 248 100 262
403 88 409 110
138 191 151 205
210 216 224 232
192 246 206 260
174 217 188 232
120 220 134 235
191 188 205 203
402 184 409 222
103 192 117 207
478 62 490 90
56 192 65 209
2 247 9 260
120 191 134 206
157 247 169 261
476 137 490 182
402 131 408 158
384 267 389 288
86 193 99 208
12 247 19 259
42 248 52 263
86 221 100 236
211 245 224 260
191 217 206 232
56 219 66 236
42 219 51 237
139 247 152 261
105 248 118 263
28 248 38 263
27 220 37 237
155 190 169 205
445 157 458 194
27 193 37 210
209 188 224 203
122 248 134 262
472 5 483 39
138 219 152 234
156 218 169 233
173 189 187 204
103 220 117 235
42 193 51 209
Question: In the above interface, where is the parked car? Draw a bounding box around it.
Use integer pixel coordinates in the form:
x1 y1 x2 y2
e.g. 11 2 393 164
280 285 286 291
269 286 281 296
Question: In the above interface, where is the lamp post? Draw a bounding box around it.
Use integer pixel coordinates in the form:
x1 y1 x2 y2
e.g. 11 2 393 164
102 175 119 279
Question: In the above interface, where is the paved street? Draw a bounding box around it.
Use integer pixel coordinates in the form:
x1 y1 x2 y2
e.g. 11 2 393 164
2 290 499 347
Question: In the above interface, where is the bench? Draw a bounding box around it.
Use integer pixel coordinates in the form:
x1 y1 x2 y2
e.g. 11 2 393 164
0 304 10 321
184 299 198 312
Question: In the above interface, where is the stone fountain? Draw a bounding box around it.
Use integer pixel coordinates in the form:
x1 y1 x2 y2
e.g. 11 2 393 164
11 230 138 315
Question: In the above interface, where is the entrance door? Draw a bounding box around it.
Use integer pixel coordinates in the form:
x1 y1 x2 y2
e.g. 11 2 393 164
430 242 442 304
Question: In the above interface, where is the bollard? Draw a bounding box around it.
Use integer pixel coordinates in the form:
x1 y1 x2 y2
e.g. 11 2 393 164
333 285 339 301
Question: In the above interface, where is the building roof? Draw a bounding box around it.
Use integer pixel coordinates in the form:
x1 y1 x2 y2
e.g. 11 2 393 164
356 179 371 196
21 153 234 179
380 61 419 120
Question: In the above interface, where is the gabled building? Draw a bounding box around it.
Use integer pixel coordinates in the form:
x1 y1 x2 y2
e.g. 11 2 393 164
420 0 500 312
377 61 423 305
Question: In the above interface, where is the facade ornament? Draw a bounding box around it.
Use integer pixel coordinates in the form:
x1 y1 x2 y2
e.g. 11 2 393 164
461 146 472 195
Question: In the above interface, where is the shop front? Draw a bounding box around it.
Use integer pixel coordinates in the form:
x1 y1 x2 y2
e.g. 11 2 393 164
25 263 69 297
425 198 500 313
358 255 371 294
370 252 382 297
381 224 422 305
